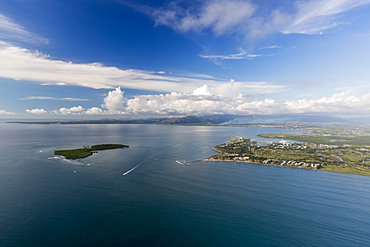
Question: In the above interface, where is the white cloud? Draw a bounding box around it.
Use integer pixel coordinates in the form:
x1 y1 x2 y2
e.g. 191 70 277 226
150 0 370 37
213 82 243 98
25 108 47 114
0 13 48 44
153 0 256 36
48 106 108 115
124 91 229 115
19 96 89 101
25 86 370 117
0 109 16 115
200 48 260 64
258 45 282 50
0 41 187 92
84 107 105 115
192 85 212 96
53 106 85 115
282 0 370 34
0 41 284 94
101 87 127 112
192 82 242 98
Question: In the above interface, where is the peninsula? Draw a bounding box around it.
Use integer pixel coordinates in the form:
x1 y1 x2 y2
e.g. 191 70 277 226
206 136 370 176
55 144 129 160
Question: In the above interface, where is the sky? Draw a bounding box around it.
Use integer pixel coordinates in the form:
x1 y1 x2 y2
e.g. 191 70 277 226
1 0 370 119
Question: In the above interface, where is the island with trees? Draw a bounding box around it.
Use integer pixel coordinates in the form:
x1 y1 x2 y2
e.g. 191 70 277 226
55 144 129 160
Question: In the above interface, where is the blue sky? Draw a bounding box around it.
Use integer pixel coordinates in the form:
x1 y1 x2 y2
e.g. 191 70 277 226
1 0 370 119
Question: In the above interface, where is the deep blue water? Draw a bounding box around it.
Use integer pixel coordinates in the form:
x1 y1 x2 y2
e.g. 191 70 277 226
1 123 370 246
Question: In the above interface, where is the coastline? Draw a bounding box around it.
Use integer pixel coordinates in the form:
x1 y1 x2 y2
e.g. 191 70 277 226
204 136 370 177
202 158 370 177
55 144 129 160
203 157 319 170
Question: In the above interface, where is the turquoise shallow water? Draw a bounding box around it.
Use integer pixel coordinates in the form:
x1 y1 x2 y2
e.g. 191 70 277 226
1 123 370 246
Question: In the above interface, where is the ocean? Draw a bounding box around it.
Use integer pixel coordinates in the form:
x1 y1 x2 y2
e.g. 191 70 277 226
1 123 370 246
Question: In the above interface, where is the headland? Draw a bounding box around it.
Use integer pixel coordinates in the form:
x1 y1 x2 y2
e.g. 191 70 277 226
206 136 370 176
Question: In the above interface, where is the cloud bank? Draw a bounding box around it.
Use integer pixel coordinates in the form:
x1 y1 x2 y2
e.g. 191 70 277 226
25 85 370 117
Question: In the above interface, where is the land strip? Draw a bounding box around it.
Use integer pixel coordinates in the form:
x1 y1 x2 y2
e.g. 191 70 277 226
55 144 129 160
206 136 370 176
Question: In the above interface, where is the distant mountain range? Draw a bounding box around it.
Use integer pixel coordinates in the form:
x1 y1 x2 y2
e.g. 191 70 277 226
8 114 358 125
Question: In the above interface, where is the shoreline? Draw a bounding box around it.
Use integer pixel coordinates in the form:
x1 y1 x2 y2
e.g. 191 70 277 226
202 158 370 177
204 135 370 177
55 144 129 160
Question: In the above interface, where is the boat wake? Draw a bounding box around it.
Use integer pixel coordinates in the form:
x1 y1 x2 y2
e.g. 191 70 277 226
122 164 140 176
176 160 190 165
122 141 199 176
122 147 169 177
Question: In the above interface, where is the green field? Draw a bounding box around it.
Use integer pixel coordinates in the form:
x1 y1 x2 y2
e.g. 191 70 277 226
55 144 129 160
320 165 370 176
258 133 370 146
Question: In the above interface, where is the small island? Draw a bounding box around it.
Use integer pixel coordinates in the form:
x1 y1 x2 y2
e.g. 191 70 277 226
55 144 129 160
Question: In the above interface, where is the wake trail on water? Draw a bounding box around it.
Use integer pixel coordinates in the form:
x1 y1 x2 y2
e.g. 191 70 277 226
122 137 201 176
121 139 192 176
122 164 140 176
122 148 166 176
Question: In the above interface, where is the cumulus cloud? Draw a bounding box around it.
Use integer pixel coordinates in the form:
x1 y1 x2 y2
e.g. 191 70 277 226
102 87 127 112
52 106 86 115
25 85 370 117
84 107 105 115
192 82 242 98
192 85 212 96
0 13 48 44
25 88 129 116
25 108 47 114
149 0 370 38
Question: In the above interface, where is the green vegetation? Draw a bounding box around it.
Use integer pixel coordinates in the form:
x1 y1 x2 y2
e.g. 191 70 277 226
320 165 370 176
55 144 129 160
206 136 370 176
258 133 370 146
